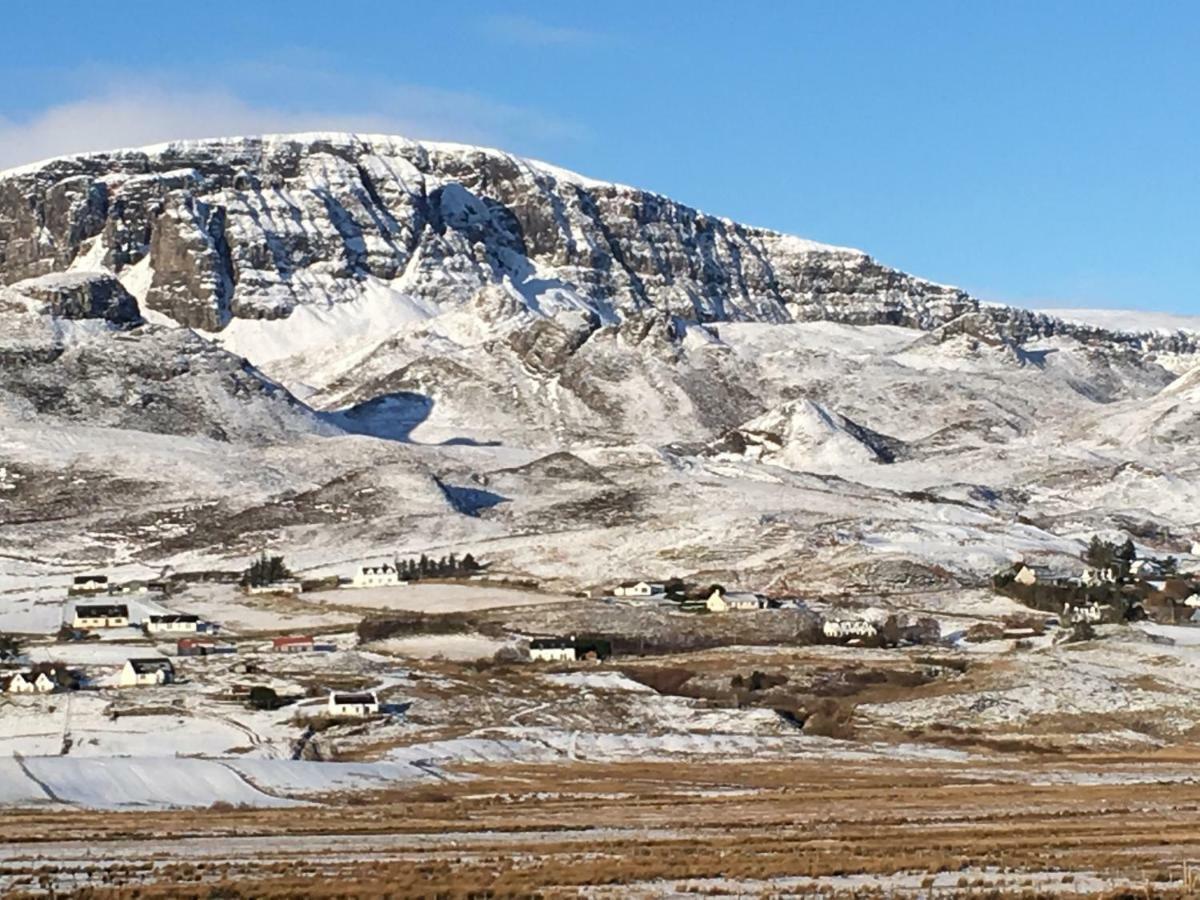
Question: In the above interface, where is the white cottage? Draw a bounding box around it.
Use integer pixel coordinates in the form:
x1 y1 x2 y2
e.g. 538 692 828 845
245 581 302 595
705 588 765 612
613 581 666 598
144 614 200 635
351 564 405 588
327 691 379 717
71 604 129 629
118 658 175 688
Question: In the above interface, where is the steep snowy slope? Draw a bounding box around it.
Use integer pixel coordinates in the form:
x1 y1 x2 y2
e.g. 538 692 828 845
0 276 332 443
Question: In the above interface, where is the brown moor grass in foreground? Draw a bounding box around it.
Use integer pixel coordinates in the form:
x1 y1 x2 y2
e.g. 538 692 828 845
5 755 1200 897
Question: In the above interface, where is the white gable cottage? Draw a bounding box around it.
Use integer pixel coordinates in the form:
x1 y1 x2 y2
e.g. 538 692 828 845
2 671 56 694
118 658 175 688
706 588 766 613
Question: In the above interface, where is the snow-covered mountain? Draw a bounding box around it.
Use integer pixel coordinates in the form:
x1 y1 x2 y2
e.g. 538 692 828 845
0 134 1196 594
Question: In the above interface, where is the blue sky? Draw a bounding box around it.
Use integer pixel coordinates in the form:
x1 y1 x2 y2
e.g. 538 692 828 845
1 1 1196 314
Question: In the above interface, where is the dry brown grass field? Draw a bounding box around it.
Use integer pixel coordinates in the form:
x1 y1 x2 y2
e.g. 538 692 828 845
5 753 1200 897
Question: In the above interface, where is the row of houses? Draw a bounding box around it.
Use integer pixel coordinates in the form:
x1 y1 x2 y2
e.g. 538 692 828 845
69 604 213 635
68 575 171 597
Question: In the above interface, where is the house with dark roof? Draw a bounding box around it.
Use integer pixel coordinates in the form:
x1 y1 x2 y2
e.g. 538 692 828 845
71 604 129 629
69 574 109 596
117 658 175 688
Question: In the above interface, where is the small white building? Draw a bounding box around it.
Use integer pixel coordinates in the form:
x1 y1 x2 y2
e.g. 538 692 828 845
1130 558 1165 578
351 564 405 589
144 614 200 635
613 581 666 598
70 574 109 595
823 619 879 639
705 588 765 613
244 581 302 595
327 691 379 717
117 658 175 688
529 637 577 662
3 672 56 694
71 604 129 629
1066 602 1105 624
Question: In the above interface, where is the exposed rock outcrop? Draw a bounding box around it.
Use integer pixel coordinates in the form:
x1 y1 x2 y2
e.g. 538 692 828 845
11 271 141 324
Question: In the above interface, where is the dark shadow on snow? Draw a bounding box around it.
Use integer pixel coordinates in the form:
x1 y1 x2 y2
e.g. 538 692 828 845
321 391 500 446
434 477 509 516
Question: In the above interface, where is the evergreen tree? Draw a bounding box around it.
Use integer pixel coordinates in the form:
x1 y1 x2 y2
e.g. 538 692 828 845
1085 535 1110 568
461 553 479 572
1116 538 1137 562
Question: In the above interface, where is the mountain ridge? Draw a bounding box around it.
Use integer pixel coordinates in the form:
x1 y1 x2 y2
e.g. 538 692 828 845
2 133 1194 359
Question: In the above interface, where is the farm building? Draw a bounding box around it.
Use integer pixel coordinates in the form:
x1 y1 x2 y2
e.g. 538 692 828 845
613 581 665 598
351 564 405 588
272 635 315 653
177 638 236 657
118 658 175 688
144 614 200 635
71 604 129 629
327 691 379 717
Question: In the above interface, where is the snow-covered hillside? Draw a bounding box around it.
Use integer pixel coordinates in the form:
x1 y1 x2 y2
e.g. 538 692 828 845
0 133 1197 595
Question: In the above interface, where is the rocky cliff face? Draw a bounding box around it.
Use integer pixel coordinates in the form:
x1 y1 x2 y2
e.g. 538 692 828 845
3 134 1193 355
0 135 1024 336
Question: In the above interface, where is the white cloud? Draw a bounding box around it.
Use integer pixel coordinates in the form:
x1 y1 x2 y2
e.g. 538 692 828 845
0 84 583 172
481 14 599 47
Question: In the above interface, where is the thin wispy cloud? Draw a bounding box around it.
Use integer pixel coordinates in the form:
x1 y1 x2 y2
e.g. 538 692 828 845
481 13 600 47
0 79 585 171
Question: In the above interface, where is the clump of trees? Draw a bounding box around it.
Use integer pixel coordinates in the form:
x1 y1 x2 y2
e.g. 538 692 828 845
1086 535 1137 577
241 551 292 588
397 552 483 581
0 633 20 660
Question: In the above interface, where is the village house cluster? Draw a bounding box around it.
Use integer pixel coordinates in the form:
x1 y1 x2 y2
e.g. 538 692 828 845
1001 537 1200 628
